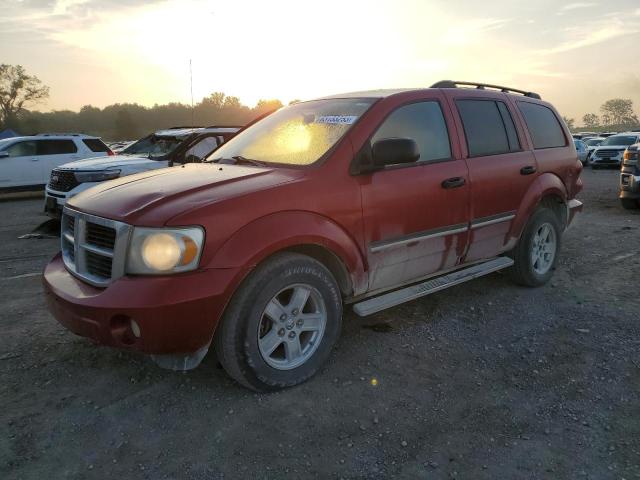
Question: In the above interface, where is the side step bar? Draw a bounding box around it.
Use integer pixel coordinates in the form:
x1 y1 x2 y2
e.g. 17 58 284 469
353 257 514 317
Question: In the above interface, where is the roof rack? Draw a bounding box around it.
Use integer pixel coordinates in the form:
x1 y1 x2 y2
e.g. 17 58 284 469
167 126 205 130
36 132 88 137
204 125 244 129
431 80 541 100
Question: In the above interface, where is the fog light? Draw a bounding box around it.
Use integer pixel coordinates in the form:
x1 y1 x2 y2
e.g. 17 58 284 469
130 320 141 338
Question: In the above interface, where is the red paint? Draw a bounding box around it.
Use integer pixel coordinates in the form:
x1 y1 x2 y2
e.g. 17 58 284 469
44 87 583 355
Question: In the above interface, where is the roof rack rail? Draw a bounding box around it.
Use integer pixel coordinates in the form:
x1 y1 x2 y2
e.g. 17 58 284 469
36 132 87 136
167 126 205 129
204 125 244 129
431 80 541 100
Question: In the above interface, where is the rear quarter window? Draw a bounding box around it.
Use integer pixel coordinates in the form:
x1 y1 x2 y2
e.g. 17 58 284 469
82 138 110 152
517 102 567 149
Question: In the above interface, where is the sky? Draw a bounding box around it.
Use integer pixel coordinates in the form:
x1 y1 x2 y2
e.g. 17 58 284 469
1 0 640 123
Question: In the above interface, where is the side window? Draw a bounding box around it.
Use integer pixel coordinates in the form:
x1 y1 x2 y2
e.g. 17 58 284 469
517 102 567 149
371 101 451 163
183 136 219 162
37 139 78 155
6 141 37 157
456 100 520 156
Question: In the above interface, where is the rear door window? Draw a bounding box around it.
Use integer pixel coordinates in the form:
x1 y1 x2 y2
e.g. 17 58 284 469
37 139 78 155
371 101 451 163
517 102 567 149
82 138 110 152
456 100 520 156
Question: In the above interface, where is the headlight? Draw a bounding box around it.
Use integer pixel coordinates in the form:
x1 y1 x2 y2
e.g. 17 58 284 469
74 170 121 183
126 227 204 274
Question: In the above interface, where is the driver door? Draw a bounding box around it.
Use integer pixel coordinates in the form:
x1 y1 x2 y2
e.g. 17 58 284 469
359 99 470 292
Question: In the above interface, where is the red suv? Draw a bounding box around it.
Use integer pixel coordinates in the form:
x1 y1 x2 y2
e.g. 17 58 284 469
44 81 583 391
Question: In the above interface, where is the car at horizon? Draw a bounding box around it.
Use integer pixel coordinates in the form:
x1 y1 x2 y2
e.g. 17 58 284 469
589 133 640 169
0 133 112 192
44 126 241 218
43 81 583 391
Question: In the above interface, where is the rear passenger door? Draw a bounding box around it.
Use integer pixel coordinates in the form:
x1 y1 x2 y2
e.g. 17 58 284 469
359 98 471 292
448 95 538 262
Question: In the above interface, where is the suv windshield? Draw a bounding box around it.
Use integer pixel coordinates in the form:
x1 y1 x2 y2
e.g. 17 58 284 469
122 135 186 159
584 138 603 146
208 98 375 166
601 135 638 146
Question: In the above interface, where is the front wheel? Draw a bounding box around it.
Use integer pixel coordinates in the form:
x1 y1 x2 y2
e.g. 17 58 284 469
508 208 562 287
215 253 342 391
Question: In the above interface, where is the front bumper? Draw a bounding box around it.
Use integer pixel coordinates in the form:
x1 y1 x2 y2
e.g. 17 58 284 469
620 173 640 198
43 253 242 355
44 182 100 218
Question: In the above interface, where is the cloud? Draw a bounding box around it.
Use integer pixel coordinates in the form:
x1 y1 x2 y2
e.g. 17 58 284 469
538 14 639 54
560 2 598 11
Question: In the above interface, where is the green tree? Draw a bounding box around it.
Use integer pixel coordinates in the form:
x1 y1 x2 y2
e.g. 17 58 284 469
0 64 49 129
582 113 599 128
562 116 575 130
600 98 638 127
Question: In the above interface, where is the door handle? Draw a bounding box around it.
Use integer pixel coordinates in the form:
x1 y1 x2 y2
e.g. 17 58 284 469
520 165 537 175
441 177 466 189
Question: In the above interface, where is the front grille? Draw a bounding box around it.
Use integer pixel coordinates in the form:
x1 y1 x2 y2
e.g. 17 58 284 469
595 149 623 158
86 223 116 249
61 209 131 287
49 170 79 192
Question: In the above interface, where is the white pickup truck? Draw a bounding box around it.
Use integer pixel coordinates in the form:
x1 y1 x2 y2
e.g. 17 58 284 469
44 126 240 218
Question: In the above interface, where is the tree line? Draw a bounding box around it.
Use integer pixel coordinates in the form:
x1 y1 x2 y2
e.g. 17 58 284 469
563 98 640 132
1 64 286 140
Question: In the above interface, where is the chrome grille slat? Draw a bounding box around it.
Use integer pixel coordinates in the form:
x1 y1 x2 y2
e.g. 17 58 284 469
49 170 79 192
61 208 131 287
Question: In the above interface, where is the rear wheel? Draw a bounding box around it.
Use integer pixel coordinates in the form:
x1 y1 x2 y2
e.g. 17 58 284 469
215 252 342 391
620 198 639 210
508 208 562 287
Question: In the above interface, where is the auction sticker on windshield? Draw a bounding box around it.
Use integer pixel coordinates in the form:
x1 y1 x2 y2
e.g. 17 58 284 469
315 115 358 125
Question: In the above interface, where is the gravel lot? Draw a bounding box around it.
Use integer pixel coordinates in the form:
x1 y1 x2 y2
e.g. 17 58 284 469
1 168 639 480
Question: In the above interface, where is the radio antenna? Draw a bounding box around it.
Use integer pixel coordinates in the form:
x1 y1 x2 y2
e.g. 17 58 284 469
190 59 194 127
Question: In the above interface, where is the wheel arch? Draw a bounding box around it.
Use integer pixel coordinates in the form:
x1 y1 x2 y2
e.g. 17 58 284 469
509 173 568 242
205 211 368 297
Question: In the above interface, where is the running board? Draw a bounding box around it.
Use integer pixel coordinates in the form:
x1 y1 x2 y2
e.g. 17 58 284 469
353 257 514 317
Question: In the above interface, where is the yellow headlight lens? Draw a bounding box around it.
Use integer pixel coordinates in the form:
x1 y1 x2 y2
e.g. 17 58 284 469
141 233 182 271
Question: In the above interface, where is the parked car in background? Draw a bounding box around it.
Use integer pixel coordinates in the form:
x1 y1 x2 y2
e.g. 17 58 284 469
43 81 583 391
0 133 112 192
583 137 605 163
574 139 588 164
589 132 640 169
572 132 597 140
44 126 240 218
619 143 640 209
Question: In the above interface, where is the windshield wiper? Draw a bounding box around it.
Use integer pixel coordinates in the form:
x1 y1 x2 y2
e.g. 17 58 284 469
231 155 267 167
208 156 267 167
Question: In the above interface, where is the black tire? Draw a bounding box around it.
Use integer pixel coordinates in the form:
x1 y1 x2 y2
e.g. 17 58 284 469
214 252 342 391
508 208 562 287
620 198 639 210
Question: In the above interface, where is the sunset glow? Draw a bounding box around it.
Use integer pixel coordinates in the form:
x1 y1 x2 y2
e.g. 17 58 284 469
2 0 640 119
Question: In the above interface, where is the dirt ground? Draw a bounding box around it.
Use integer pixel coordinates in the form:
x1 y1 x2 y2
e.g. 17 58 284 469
1 168 638 480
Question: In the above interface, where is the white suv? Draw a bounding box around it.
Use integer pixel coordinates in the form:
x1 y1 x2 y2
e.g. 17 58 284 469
44 126 240 218
0 134 112 192
590 132 640 169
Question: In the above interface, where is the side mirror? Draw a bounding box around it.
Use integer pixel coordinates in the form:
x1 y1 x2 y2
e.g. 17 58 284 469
0 151 9 159
371 138 420 168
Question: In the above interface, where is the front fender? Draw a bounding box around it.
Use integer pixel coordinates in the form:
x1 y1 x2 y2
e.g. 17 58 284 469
205 211 368 295
508 173 568 243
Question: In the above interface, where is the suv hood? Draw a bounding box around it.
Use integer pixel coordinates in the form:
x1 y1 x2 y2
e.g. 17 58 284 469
593 145 629 151
57 155 159 171
67 163 302 224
